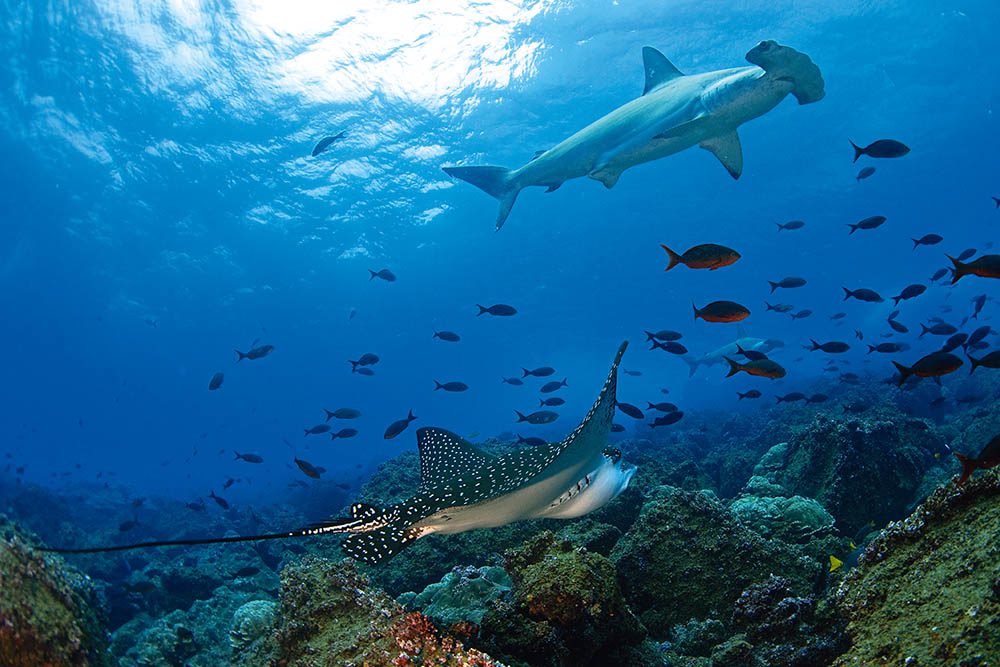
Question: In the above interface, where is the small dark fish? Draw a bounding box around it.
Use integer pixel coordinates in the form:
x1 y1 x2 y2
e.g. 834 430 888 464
776 220 805 231
693 300 750 323
522 366 555 377
649 411 684 427
850 138 910 161
957 248 977 262
304 424 331 436
968 351 1000 374
349 308 357 320
208 491 229 510
948 254 1000 283
843 287 883 303
234 451 263 463
737 389 762 400
186 500 206 512
646 401 678 412
736 344 767 361
369 268 396 282
645 329 683 342
765 302 794 313
847 215 886 234
325 408 361 421
724 357 786 379
776 392 807 403
331 428 358 440
911 234 943 249
810 340 850 353
892 284 926 305
623 369 642 377
856 167 876 181
888 319 909 334
610 423 626 433
806 393 829 404
124 581 157 594
208 372 224 391
384 410 417 439
294 457 322 479
954 434 1000 485
433 331 461 342
539 397 565 407
234 566 260 578
351 353 380 368
768 276 807 293
119 518 139 532
660 243 741 271
650 339 688 354
516 435 546 447
616 401 645 420
868 343 902 354
940 333 968 353
540 379 568 393
892 351 963 386
920 322 958 337
829 312 847 320
311 131 346 157
971 294 987 319
966 325 991 348
502 377 524 386
223 478 236 489
930 268 949 283
477 303 517 317
514 409 559 424
790 309 813 320
353 367 375 376
842 402 868 414
235 344 275 362
434 381 469 392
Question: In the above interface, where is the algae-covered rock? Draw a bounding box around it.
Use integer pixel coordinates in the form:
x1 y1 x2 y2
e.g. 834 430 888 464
833 470 1000 666
0 520 109 667
254 556 501 666
556 518 622 555
229 599 276 657
479 531 647 666
756 415 933 534
611 486 820 637
729 494 834 542
401 565 512 627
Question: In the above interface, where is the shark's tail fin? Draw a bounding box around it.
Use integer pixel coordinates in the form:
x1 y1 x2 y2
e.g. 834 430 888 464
745 40 825 105
442 165 520 230
681 355 700 377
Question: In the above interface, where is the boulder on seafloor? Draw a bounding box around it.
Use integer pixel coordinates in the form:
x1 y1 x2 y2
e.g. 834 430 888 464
753 414 938 534
728 494 835 543
478 531 654 667
832 470 1000 665
0 517 109 667
611 486 821 638
243 555 502 666
399 565 512 627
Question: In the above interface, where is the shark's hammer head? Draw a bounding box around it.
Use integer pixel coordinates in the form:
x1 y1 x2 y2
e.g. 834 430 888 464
745 40 825 105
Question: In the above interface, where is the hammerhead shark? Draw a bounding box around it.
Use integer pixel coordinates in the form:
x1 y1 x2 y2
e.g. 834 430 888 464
443 40 824 229
44 342 635 565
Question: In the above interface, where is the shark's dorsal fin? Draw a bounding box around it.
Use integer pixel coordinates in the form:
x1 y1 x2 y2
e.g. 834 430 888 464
700 131 743 179
642 46 684 95
416 427 492 490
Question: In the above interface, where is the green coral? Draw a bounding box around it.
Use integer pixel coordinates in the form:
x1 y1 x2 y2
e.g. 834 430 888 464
229 600 276 658
729 494 834 542
401 565 512 626
833 470 1000 665
0 518 108 667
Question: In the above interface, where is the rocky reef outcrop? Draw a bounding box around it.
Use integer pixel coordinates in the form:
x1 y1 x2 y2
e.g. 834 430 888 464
0 517 108 667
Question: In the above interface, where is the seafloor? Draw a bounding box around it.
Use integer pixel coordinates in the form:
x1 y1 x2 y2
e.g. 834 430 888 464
2 373 998 666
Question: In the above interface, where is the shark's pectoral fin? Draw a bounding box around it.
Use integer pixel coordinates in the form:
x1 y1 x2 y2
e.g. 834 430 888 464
652 114 711 141
544 183 562 193
642 46 684 95
588 169 621 189
342 524 423 565
700 131 743 179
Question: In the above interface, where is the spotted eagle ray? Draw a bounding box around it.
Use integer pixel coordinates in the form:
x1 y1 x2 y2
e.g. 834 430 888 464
443 40 824 229
43 342 634 565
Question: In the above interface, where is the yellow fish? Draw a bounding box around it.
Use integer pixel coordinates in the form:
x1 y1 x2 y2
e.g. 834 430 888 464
829 555 844 572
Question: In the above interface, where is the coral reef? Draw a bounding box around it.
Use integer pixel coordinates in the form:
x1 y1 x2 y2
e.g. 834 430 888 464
399 565 512 627
611 486 821 637
229 599 276 657
479 531 651 667
728 493 834 542
832 469 1000 665
0 517 108 667
753 414 938 534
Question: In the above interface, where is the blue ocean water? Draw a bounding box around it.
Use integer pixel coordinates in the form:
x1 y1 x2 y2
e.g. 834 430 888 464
1 0 997 509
